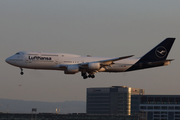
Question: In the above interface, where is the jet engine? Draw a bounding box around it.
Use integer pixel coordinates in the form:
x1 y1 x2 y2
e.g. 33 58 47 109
64 65 79 74
88 63 100 70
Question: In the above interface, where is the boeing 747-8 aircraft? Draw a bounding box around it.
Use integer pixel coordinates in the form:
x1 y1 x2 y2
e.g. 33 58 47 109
6 38 175 79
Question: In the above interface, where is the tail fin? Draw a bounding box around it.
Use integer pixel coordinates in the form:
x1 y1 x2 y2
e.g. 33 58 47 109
140 38 175 62
127 38 175 71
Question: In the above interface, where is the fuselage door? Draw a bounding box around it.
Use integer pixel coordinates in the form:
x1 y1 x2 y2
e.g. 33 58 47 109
54 55 59 65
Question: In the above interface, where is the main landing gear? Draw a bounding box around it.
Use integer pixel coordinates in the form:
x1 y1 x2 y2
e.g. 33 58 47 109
20 68 24 75
81 72 95 79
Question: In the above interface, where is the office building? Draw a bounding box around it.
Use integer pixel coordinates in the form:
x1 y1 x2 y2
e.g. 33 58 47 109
132 95 180 120
87 86 144 115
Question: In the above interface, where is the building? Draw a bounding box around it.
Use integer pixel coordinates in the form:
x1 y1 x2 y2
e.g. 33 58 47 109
131 95 142 115
132 95 180 120
87 86 144 115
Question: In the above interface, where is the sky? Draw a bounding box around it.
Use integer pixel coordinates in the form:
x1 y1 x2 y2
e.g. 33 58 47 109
0 0 180 102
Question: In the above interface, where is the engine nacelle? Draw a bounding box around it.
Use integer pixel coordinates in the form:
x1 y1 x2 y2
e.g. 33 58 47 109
88 62 100 70
64 65 79 74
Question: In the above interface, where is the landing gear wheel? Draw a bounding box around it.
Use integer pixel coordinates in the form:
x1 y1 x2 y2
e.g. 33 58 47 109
20 72 24 75
88 74 95 78
20 68 24 75
81 71 88 79
91 75 95 78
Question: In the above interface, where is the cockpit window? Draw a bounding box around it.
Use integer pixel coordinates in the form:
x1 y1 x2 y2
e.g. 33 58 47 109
15 53 20 55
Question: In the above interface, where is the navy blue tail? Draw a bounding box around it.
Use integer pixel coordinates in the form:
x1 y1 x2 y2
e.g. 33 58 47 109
127 38 175 71
140 38 175 61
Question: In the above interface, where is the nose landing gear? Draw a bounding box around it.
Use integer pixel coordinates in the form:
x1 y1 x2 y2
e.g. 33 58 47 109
20 68 24 75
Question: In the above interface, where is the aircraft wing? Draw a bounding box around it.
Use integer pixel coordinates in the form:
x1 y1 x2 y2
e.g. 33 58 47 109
59 55 134 69
99 55 134 65
79 55 134 67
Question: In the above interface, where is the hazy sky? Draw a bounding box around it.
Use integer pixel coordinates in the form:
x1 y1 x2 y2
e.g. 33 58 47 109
0 0 180 102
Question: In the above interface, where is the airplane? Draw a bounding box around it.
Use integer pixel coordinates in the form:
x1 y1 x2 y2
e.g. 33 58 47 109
5 38 175 79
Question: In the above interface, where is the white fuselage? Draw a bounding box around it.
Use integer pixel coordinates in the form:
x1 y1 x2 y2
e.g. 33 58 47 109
6 51 139 72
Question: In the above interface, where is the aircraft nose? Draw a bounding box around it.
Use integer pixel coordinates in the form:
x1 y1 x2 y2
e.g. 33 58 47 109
5 56 14 64
5 57 10 64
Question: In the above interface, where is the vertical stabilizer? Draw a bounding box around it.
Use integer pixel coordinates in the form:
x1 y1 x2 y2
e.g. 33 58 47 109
127 38 175 71
140 38 175 62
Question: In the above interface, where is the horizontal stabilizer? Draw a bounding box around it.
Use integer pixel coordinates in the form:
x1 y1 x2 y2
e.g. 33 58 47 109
148 59 174 66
